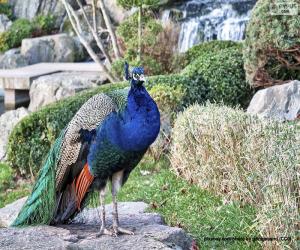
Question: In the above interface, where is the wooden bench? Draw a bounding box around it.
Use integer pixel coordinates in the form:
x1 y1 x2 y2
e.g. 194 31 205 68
0 62 102 110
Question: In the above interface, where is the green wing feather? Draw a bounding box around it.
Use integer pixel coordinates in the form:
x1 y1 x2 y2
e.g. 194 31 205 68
12 130 65 227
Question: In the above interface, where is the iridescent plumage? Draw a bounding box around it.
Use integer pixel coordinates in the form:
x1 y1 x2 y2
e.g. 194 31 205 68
12 63 160 233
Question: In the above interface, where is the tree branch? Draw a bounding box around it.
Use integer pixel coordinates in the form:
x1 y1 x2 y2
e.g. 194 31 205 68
74 0 112 65
98 0 121 60
62 0 117 82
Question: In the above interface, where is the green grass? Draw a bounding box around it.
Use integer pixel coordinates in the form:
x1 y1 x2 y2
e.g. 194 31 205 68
0 163 31 208
104 157 261 249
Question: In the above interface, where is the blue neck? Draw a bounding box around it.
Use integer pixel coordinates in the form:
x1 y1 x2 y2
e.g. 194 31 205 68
108 84 160 152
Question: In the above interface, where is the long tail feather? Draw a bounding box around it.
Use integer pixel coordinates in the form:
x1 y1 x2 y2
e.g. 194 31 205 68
11 130 65 227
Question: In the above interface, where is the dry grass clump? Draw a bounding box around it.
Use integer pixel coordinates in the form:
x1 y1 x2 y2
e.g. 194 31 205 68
170 103 299 248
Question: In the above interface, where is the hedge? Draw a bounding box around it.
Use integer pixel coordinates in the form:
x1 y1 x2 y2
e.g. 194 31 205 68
186 40 242 63
171 103 299 249
182 46 254 108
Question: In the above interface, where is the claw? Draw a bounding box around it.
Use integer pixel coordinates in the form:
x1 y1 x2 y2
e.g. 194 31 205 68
113 226 135 235
96 227 114 237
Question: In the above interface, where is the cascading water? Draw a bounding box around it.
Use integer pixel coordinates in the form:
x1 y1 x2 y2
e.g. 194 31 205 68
161 0 257 52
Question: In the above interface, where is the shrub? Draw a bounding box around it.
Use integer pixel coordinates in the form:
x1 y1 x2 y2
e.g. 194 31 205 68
186 40 242 63
32 14 56 36
0 3 14 20
171 103 299 248
0 31 10 52
7 74 192 176
117 12 182 75
243 0 300 88
0 163 13 192
7 19 34 48
183 47 253 108
0 15 57 53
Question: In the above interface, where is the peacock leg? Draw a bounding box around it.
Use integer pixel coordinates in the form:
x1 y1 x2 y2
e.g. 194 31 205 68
97 186 114 236
111 170 134 236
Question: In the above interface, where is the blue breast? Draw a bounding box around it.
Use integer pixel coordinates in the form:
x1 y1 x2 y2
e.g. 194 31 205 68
87 85 160 175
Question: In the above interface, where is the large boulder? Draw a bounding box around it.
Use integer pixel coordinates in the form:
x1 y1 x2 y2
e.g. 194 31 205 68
0 107 29 161
0 48 28 69
247 80 300 121
21 33 85 65
0 200 193 249
28 71 108 111
7 0 81 27
0 14 12 33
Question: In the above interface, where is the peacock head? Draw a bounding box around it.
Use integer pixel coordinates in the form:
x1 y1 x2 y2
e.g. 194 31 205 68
124 62 145 87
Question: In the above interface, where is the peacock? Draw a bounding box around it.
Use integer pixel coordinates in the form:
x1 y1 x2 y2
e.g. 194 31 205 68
12 62 161 236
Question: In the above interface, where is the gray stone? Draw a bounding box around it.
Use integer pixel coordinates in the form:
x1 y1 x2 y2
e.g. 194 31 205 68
21 34 85 65
0 197 28 228
0 14 12 33
0 200 193 250
0 48 28 69
28 71 107 111
247 80 300 121
0 107 29 161
7 0 81 27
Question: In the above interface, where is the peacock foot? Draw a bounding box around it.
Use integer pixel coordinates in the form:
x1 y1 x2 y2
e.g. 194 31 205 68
96 227 114 237
112 226 135 236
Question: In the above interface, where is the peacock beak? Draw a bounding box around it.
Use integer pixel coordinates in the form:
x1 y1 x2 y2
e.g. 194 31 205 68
139 75 145 83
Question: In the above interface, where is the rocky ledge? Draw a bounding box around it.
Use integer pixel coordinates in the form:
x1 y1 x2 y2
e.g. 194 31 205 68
0 201 192 250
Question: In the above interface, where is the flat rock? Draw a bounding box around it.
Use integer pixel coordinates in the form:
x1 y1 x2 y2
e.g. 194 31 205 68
0 200 192 250
247 80 300 121
0 107 29 161
0 197 28 228
21 33 85 65
28 71 107 111
0 48 28 69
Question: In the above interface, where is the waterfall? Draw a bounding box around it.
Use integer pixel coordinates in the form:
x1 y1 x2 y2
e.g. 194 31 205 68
161 0 257 52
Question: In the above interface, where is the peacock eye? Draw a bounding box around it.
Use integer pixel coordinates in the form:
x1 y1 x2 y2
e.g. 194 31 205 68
133 74 140 80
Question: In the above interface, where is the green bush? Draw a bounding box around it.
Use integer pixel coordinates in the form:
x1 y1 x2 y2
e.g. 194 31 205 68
186 40 242 63
243 0 300 87
7 73 203 177
171 103 299 249
0 163 13 192
32 14 56 35
0 15 57 53
0 3 14 20
183 46 253 108
0 19 34 53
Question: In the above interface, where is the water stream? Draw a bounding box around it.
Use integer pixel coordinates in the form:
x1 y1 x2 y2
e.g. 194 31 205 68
161 0 257 52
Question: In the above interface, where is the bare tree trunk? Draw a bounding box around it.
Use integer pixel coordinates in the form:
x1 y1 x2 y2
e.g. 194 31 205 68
62 0 117 82
138 6 142 62
92 0 97 31
98 0 121 60
74 0 112 66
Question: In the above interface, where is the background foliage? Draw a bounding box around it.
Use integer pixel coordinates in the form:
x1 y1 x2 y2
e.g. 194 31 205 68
0 15 56 53
243 0 300 87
